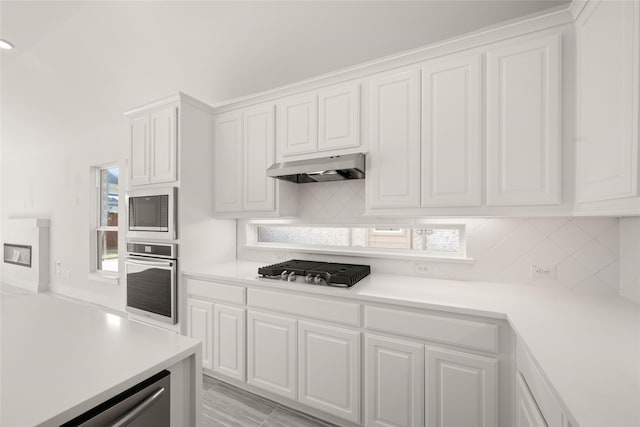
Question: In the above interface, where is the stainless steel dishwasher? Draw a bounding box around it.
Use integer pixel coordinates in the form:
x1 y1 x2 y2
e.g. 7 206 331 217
61 370 170 426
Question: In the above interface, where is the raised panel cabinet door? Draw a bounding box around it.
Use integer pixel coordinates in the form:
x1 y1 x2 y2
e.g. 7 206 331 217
214 111 243 213
129 115 150 186
486 34 561 206
425 346 498 427
517 374 548 427
368 68 421 209
186 298 214 370
247 310 297 400
576 0 639 202
277 93 318 157
318 83 360 151
243 104 276 212
365 334 424 427
422 54 482 207
298 321 361 423
150 106 178 183
213 304 246 381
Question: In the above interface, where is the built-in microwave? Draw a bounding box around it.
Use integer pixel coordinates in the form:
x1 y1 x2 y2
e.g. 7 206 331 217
126 187 177 240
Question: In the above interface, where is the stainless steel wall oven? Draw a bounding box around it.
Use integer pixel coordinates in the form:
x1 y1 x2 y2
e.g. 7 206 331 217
125 242 177 325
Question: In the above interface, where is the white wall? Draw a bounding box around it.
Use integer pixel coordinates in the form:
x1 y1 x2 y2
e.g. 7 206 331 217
238 181 623 296
0 0 569 308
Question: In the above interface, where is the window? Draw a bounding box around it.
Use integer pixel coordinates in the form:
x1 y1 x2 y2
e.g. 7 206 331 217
250 224 467 259
96 166 119 273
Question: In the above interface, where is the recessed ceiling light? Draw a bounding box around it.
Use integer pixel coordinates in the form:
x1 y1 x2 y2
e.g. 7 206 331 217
0 39 14 50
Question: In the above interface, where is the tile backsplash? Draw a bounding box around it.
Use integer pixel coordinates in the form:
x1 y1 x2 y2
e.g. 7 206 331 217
238 180 623 295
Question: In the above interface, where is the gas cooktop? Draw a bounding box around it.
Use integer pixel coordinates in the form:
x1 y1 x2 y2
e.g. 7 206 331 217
258 259 370 288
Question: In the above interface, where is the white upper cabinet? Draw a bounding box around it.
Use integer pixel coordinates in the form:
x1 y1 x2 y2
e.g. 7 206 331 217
425 346 498 427
214 111 243 212
486 34 561 206
149 106 178 183
129 115 149 186
129 105 178 186
575 0 639 203
318 83 360 152
421 53 483 207
277 93 318 156
368 68 422 209
243 105 275 212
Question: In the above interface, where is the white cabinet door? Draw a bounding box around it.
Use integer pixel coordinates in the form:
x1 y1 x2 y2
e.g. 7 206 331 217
576 0 639 202
186 298 214 370
425 346 498 427
517 373 548 427
213 304 245 381
298 321 361 423
368 68 422 209
149 106 178 183
277 93 318 156
247 310 297 400
486 34 561 206
129 115 149 186
318 83 360 152
243 104 275 212
422 54 482 207
365 334 424 427
214 111 243 213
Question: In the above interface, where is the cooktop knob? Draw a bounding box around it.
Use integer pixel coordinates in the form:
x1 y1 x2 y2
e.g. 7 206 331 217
280 270 288 280
288 271 296 282
314 274 326 285
305 274 314 283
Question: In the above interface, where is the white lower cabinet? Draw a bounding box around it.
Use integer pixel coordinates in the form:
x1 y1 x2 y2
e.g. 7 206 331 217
365 334 425 427
298 321 361 424
517 373 547 427
247 310 297 400
186 298 214 370
425 346 498 427
213 304 245 381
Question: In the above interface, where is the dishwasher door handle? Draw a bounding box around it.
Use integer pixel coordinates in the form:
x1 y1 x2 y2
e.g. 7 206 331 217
110 387 166 427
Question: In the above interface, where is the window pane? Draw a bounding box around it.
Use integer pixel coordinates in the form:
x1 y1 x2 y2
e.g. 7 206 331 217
100 167 119 227
256 226 462 254
97 230 118 272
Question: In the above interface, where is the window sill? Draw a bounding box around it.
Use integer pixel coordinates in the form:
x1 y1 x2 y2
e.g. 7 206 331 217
88 272 120 285
242 244 474 264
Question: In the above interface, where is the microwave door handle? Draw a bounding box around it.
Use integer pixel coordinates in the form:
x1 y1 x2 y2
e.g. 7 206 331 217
126 258 173 268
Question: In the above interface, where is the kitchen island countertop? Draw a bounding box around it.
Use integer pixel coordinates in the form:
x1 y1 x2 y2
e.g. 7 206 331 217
184 260 640 427
0 290 201 427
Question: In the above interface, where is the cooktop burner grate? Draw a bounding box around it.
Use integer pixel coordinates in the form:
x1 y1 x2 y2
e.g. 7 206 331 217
258 259 370 287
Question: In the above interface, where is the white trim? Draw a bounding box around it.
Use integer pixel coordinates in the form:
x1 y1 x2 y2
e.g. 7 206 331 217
241 244 474 264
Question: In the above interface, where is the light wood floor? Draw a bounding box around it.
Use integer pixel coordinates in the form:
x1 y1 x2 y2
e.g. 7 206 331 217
202 375 337 427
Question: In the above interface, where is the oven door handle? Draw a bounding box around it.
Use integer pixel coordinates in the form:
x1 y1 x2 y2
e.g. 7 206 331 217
126 257 174 268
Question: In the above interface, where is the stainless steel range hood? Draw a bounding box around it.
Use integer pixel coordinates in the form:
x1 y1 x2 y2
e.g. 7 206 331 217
267 153 366 184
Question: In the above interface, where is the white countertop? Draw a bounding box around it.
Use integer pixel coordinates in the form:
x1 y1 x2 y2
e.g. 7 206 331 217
0 291 200 427
184 261 640 427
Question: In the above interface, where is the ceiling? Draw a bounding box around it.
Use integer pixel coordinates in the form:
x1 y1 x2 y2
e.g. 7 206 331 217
0 0 570 157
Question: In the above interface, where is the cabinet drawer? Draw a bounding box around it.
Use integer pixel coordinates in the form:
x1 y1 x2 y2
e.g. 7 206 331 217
247 288 361 327
364 306 498 353
186 278 245 305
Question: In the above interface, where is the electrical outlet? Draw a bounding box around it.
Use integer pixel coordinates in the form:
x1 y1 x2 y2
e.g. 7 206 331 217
415 263 429 274
531 265 554 280
65 270 71 279
55 261 61 276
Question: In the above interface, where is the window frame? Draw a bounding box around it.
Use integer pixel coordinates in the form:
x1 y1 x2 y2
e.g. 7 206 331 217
245 222 472 263
89 163 120 283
